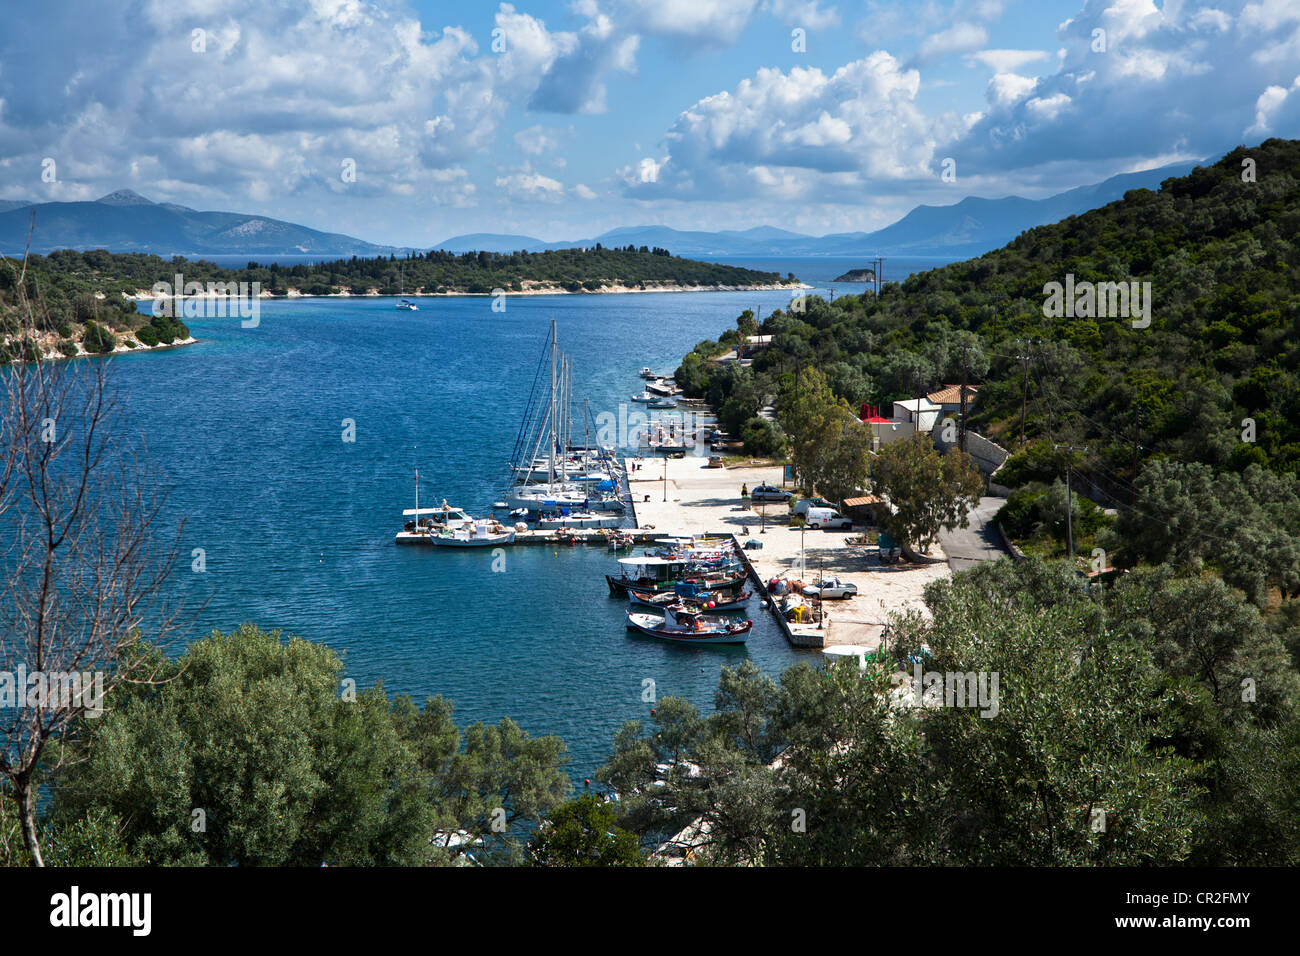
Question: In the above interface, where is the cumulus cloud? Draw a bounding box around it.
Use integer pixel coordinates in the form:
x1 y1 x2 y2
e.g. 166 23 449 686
626 52 944 201
950 0 1300 180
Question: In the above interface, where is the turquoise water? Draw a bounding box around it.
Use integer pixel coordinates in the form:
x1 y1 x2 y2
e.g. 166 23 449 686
113 289 819 780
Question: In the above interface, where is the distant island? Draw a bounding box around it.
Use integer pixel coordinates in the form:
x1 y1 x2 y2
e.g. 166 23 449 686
832 268 878 282
0 246 799 361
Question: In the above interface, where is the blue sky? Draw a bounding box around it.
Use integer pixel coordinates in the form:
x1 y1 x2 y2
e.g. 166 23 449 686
1 0 1298 245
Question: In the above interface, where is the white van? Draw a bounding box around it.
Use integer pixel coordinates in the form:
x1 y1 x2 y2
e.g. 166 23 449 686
806 507 853 530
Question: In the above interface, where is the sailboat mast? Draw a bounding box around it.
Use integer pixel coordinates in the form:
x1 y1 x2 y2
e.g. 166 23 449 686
547 320 557 490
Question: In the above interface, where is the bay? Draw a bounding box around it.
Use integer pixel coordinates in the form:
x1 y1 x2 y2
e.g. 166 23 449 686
112 260 944 780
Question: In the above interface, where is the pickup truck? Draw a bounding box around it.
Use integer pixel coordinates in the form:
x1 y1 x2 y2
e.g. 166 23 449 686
802 578 858 600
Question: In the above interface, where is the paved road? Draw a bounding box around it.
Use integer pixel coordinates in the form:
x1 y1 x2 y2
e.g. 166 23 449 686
937 496 1010 573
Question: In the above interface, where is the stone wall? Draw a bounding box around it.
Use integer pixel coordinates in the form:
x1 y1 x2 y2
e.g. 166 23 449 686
930 423 1011 477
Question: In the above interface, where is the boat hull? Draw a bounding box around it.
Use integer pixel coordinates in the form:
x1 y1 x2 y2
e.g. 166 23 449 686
426 531 516 547
625 612 752 645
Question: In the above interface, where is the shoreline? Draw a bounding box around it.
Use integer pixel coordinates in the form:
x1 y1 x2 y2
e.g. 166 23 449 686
123 281 811 302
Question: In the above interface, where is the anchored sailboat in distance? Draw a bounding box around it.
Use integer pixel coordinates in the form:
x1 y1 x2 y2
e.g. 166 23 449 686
396 265 418 310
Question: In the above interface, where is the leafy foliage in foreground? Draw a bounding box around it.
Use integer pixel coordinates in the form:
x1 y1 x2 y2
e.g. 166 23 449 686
600 559 1300 866
39 624 570 866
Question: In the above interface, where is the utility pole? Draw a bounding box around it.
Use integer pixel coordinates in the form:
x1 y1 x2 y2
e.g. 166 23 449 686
1017 340 1033 446
1055 444 1087 558
959 343 969 454
1130 411 1142 509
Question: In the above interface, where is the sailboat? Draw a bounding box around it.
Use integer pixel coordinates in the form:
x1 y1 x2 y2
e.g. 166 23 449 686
507 321 625 514
396 266 418 310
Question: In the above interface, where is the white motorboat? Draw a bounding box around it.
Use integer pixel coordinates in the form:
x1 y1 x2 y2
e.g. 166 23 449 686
509 486 625 512
639 367 657 379
534 510 622 530
428 518 515 547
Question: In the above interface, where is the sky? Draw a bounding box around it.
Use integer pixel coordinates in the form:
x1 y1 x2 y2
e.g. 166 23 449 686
1 0 1298 246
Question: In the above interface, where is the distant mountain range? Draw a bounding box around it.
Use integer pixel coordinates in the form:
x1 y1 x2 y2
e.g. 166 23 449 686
0 189 394 257
434 162 1198 258
0 161 1198 260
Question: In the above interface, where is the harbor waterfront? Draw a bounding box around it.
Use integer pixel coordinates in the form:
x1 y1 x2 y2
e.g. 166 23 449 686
107 264 941 782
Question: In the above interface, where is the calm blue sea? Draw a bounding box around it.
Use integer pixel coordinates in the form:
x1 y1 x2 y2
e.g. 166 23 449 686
112 260 945 780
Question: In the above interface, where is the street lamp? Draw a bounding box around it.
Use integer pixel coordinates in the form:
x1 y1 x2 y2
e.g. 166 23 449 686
662 454 668 502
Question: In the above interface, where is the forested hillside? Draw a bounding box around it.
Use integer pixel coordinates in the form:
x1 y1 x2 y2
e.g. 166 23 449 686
687 138 1298 478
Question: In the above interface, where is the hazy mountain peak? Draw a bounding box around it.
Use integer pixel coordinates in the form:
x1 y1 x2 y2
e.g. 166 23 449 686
95 189 154 206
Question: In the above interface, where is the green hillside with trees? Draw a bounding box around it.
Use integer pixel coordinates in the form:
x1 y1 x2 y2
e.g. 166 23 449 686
676 138 1300 581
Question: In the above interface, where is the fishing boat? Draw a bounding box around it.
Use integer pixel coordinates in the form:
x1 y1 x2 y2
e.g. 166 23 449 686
625 606 753 645
639 367 657 379
606 556 746 595
428 518 516 547
628 582 752 612
649 398 677 409
630 391 658 404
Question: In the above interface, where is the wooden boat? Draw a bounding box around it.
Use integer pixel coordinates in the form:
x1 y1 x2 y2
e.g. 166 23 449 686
607 569 746 596
625 607 753 645
628 585 751 612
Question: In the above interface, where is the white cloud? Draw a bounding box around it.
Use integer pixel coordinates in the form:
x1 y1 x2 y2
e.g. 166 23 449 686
1247 74 1300 133
914 22 989 63
767 0 841 31
968 48 1051 73
616 0 761 44
495 169 566 202
514 124 561 155
627 52 942 201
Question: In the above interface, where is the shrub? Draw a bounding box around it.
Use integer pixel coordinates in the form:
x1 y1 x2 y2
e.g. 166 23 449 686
740 416 784 458
81 321 116 354
58 339 79 358
135 325 159 347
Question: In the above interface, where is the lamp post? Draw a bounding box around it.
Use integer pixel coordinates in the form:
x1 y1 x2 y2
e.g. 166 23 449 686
662 454 668 502
800 523 806 581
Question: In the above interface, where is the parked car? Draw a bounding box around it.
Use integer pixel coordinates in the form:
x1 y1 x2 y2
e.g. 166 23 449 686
806 506 853 530
750 484 792 502
803 577 858 599
707 456 725 469
791 496 833 516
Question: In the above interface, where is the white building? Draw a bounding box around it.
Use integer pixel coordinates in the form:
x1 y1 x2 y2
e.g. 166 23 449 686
892 397 941 434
